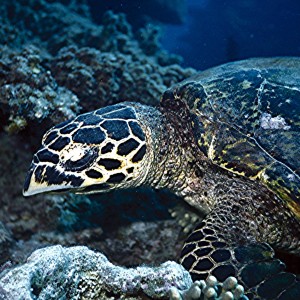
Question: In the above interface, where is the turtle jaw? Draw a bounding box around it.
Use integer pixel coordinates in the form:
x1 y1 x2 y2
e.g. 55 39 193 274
22 163 85 197
23 181 74 197
22 162 118 197
23 174 110 197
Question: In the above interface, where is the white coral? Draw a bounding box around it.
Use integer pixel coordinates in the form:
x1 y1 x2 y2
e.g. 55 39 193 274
260 113 290 130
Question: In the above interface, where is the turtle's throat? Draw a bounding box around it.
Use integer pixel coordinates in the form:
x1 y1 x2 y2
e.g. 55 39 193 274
134 104 216 214
141 108 201 196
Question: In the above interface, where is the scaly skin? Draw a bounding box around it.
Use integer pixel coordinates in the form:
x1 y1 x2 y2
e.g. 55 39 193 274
137 102 300 257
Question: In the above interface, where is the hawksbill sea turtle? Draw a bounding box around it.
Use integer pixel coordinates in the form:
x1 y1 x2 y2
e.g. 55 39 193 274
23 57 300 299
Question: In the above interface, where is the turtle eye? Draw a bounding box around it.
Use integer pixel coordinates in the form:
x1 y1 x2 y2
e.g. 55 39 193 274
63 147 98 172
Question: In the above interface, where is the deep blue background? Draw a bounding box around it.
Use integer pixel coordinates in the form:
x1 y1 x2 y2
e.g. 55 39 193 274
162 0 300 69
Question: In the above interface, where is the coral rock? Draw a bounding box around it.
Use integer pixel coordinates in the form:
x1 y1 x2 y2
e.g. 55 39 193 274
0 245 192 299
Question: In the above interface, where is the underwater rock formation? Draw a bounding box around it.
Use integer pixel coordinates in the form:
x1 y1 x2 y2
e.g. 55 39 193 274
0 222 13 265
0 245 251 300
0 133 55 242
0 42 193 132
0 1 184 64
0 0 101 53
0 245 192 300
96 220 183 267
0 1 195 131
1 242 298 299
0 46 80 133
8 219 184 268
50 45 193 111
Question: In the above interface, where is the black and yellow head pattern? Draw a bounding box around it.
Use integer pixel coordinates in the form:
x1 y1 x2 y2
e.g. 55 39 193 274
23 103 149 196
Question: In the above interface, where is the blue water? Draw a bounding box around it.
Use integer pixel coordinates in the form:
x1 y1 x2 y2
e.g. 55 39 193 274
161 0 300 69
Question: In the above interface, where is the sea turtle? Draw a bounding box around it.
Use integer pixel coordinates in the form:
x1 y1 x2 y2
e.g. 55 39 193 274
23 58 300 299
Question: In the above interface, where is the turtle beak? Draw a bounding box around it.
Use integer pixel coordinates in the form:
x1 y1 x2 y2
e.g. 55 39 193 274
23 164 65 197
22 163 83 197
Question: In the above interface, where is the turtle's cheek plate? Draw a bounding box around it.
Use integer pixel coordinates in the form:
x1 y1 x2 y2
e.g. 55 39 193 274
22 162 84 197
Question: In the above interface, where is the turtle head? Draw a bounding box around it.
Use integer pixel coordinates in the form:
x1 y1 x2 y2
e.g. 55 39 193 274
23 103 152 196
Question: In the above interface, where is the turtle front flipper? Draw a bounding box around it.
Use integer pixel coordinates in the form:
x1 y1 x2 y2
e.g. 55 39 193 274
181 211 300 299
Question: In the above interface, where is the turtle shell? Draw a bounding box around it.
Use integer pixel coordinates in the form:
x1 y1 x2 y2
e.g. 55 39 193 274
161 58 300 219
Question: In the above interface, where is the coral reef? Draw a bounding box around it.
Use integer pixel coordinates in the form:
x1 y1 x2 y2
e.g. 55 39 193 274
50 45 193 112
170 276 248 300
0 0 196 132
0 245 251 300
0 245 192 300
96 220 183 267
0 0 101 53
0 46 80 133
0 222 13 264
0 0 186 64
169 203 204 235
7 219 184 268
